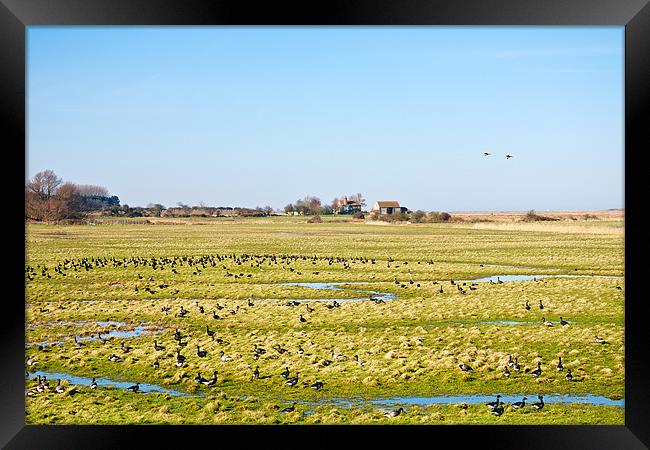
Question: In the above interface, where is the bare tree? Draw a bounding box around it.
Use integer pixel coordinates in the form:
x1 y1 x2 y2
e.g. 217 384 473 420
27 169 62 200
76 184 109 197
331 197 340 214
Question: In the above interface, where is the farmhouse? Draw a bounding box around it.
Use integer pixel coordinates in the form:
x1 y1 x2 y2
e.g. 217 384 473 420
371 201 409 215
335 197 363 215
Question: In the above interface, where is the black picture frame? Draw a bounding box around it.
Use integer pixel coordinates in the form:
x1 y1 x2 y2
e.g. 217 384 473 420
2 0 647 448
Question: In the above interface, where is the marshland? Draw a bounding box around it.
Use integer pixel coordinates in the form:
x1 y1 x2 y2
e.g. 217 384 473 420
25 214 625 424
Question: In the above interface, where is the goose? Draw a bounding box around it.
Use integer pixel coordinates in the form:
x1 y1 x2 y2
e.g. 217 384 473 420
253 366 260 379
311 381 324 390
595 336 609 344
90 377 98 389
213 312 221 320
253 344 266 355
505 154 514 159
220 351 232 362
486 395 502 410
459 363 473 372
539 300 544 310
384 407 405 418
513 358 521 372
306 304 314 313
484 152 491 156
74 335 85 348
285 374 299 387
121 342 133 353
175 350 186 367
126 383 140 393
542 317 553 327
281 367 290 378
202 371 218 386
525 301 530 310
512 397 527 409
197 346 207 357
109 353 123 363
503 366 511 378
297 346 304 356
556 357 564 371
194 372 207 384
299 314 307 323
507 355 514 367
173 329 182 341
153 340 165 351
531 395 544 410
355 355 366 366
565 369 573 382
531 362 542 378
206 325 214 337
321 359 333 367
560 317 569 326
152 360 159 369
281 402 296 413
26 357 37 367
491 402 505 416
54 379 65 394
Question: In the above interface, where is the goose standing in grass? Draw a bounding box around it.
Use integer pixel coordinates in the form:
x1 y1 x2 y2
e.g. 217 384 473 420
152 360 159 369
486 395 502 410
355 355 366 366
54 379 65 394
459 363 473 372
542 317 553 327
126 383 140 393
109 353 123 363
525 301 530 311
513 358 521 372
311 381 324 390
566 369 573 381
206 325 215 338
560 317 569 326
491 402 505 416
595 336 609 344
121 342 133 353
197 346 207 358
175 350 186 367
539 300 544 310
531 395 545 410
384 407 405 418
220 351 232 362
281 403 296 413
202 371 218 386
281 367 290 378
299 314 307 323
503 366 511 378
74 335 85 348
253 366 260 379
194 373 207 384
556 357 564 371
531 362 542 378
153 340 165 351
285 374 299 387
512 397 527 409
507 355 514 367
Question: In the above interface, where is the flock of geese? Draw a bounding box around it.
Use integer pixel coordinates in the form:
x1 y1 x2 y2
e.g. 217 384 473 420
26 252 616 420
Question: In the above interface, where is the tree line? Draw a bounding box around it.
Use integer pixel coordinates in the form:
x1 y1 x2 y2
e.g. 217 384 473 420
25 170 119 222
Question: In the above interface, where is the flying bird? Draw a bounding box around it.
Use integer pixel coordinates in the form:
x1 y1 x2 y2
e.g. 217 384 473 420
505 154 514 159
484 152 492 156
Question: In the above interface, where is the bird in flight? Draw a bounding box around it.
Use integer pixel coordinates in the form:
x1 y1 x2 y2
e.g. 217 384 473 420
505 154 514 159
484 152 491 156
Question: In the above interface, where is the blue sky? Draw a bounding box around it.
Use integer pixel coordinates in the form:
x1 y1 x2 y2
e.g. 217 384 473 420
27 27 624 211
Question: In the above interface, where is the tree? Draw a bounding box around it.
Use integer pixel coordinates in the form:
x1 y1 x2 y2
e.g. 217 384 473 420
331 197 340 214
284 203 295 215
147 203 165 217
27 169 62 200
353 193 366 208
263 206 273 216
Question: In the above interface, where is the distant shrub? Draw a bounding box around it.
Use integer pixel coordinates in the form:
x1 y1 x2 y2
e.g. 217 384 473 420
352 212 365 219
522 209 559 222
307 215 323 223
412 210 427 223
583 214 599 220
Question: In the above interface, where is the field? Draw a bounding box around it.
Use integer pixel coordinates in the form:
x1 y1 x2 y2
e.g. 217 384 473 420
24 215 625 424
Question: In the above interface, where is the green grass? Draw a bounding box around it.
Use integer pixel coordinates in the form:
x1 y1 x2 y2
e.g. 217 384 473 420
25 218 624 424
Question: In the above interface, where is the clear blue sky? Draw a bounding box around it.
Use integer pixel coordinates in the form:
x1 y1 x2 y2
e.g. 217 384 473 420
27 27 624 211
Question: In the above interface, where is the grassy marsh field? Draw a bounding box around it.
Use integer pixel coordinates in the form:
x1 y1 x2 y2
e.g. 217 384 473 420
25 217 624 424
